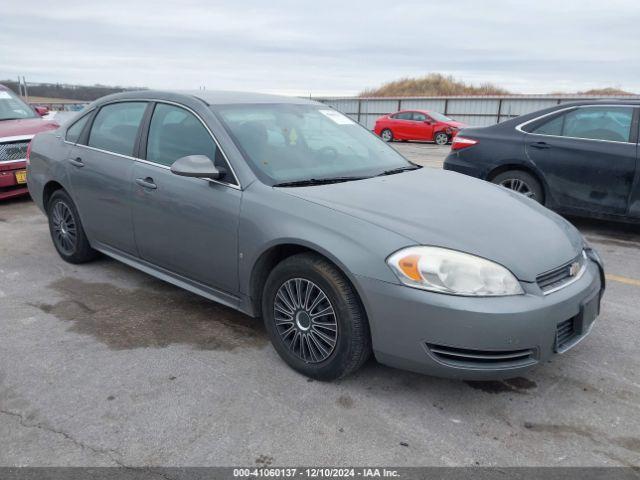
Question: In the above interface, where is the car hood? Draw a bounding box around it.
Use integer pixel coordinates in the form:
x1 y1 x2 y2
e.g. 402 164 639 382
0 118 58 139
278 168 583 282
447 121 466 129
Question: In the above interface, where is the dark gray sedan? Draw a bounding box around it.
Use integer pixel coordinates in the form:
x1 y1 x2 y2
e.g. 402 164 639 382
27 90 605 380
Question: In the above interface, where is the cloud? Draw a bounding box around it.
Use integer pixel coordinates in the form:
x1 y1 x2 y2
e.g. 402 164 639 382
1 0 639 95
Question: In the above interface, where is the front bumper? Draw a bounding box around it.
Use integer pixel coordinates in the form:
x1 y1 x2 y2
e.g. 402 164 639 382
356 258 603 380
0 160 29 200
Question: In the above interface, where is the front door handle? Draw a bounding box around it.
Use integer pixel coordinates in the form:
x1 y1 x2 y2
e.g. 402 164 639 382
530 141 550 150
135 177 157 190
68 157 84 167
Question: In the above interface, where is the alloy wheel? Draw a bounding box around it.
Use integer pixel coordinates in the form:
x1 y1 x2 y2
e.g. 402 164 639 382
499 178 535 199
51 201 77 255
381 130 392 142
273 278 338 363
435 133 449 145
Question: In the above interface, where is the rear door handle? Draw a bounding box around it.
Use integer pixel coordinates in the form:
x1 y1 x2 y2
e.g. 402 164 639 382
135 177 157 190
68 157 84 167
530 141 550 150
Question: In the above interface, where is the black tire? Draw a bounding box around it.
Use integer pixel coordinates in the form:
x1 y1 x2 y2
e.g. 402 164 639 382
47 190 98 264
491 170 544 203
434 131 449 145
262 253 371 381
380 129 394 142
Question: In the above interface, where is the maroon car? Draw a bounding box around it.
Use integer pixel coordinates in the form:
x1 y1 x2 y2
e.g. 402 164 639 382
0 85 58 200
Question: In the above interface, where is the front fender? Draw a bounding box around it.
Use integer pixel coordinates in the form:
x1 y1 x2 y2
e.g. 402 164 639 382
238 183 413 301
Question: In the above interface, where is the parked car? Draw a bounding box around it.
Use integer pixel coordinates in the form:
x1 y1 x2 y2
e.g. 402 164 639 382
28 90 604 380
374 109 466 145
444 100 640 222
0 84 58 200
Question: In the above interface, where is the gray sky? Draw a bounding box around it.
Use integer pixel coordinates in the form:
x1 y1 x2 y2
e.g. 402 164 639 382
2 0 639 96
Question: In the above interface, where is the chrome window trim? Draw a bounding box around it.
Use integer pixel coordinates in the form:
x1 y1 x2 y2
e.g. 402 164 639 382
63 98 242 190
515 104 638 145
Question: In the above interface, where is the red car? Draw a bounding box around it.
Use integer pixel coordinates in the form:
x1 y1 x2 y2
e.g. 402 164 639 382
0 85 58 200
374 110 466 145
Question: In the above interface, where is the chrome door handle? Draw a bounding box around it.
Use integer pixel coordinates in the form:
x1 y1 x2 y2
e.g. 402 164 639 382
68 157 84 167
135 177 157 190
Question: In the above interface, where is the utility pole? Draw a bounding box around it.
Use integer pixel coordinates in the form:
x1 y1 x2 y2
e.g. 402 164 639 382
22 76 28 101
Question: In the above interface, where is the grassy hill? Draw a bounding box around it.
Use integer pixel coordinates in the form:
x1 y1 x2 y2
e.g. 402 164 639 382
361 74 637 97
360 74 510 97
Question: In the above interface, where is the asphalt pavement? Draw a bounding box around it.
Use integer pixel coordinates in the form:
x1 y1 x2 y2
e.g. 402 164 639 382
1 143 639 467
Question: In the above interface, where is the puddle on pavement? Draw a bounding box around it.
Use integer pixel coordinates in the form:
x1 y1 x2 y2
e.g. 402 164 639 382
34 277 268 351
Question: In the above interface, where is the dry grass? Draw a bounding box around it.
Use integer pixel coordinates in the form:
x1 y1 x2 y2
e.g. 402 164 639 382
360 73 510 97
578 88 636 96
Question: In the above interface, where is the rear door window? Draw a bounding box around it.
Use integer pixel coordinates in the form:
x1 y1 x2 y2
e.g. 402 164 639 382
393 112 413 120
562 107 633 142
88 102 147 156
531 107 633 142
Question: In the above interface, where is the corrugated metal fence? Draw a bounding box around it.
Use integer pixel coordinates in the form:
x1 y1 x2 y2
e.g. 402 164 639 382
313 95 640 129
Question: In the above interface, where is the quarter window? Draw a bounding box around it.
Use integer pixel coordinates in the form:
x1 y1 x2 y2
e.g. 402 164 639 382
65 114 90 143
88 102 147 156
531 114 564 136
146 104 234 182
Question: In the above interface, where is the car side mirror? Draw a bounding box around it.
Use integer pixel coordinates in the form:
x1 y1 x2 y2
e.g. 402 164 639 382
34 106 49 117
170 155 226 180
424 120 433 125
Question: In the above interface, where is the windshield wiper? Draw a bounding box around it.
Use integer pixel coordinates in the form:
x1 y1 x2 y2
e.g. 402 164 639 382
376 165 422 177
273 176 369 187
0 117 24 121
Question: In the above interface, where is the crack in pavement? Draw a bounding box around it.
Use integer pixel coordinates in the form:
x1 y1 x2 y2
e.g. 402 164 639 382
1 407 123 465
0 408 179 478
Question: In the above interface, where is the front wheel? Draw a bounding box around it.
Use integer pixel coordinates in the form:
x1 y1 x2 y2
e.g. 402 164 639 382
47 190 98 263
380 129 394 142
491 170 544 203
262 253 371 381
434 131 449 145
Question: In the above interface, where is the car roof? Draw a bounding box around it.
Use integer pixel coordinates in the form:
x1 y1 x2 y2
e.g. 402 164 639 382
91 89 321 107
551 99 640 107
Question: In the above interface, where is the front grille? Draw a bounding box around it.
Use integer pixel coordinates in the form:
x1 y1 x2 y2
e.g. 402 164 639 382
537 253 585 293
0 141 29 162
556 317 578 350
426 343 536 369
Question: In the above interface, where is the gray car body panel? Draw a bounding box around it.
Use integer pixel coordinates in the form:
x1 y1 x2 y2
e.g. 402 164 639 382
27 90 603 380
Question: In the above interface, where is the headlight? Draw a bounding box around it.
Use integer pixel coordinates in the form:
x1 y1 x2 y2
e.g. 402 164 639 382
387 246 524 296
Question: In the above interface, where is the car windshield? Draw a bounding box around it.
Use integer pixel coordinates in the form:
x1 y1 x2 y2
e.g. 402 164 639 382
0 89 37 121
213 103 415 185
428 111 454 123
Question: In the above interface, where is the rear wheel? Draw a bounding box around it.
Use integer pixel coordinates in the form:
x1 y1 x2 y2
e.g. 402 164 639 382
380 129 394 142
262 253 371 381
434 131 449 145
491 170 544 203
47 190 98 263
